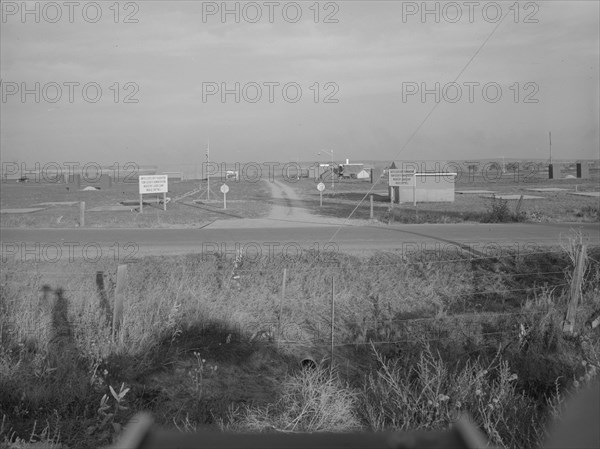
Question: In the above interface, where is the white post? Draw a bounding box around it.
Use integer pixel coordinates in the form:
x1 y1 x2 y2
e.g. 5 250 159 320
79 201 85 227
549 131 552 165
413 170 417 206
207 138 210 201
163 192 166 211
331 151 334 190
223 192 227 209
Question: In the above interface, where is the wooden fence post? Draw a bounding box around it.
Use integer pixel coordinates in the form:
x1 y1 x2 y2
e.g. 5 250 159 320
515 195 524 218
79 201 85 227
96 271 112 325
113 264 128 342
563 244 587 334
330 275 335 368
278 268 286 346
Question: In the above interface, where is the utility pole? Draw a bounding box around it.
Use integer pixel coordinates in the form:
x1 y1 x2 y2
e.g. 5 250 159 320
549 132 552 165
330 150 334 190
207 137 210 201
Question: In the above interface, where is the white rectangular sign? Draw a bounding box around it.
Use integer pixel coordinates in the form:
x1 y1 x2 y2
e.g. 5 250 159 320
388 169 415 186
139 175 168 194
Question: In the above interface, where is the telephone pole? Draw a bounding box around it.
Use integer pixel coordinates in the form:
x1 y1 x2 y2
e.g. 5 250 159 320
207 137 210 201
549 132 552 165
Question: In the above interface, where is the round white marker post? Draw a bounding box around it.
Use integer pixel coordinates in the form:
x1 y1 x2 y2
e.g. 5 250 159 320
317 182 325 207
221 184 229 209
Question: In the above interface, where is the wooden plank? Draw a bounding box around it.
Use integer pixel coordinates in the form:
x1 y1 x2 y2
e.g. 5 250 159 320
113 264 128 341
563 245 587 334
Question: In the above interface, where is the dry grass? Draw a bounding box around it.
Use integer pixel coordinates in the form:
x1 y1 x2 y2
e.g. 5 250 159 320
225 364 361 433
0 179 270 228
361 344 544 448
1 246 599 448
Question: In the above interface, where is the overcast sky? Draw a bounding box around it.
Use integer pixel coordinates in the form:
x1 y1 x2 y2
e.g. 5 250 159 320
1 1 598 169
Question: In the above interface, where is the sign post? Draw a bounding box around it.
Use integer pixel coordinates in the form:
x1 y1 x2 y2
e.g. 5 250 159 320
220 184 229 209
138 175 168 213
413 169 417 206
317 182 325 206
79 201 85 227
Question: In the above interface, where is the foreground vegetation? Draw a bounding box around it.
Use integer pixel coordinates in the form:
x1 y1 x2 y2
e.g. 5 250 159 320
1 243 599 448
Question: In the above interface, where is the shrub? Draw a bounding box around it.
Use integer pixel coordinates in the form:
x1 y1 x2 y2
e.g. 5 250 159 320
226 364 361 433
360 345 545 449
484 196 513 223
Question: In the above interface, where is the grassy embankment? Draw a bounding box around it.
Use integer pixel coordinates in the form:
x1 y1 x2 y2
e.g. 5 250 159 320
1 244 599 448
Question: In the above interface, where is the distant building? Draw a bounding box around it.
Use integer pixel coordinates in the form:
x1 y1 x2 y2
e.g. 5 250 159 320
357 167 371 179
387 161 457 203
339 159 369 179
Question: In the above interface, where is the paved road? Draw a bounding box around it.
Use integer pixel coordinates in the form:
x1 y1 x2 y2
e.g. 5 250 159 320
2 222 598 261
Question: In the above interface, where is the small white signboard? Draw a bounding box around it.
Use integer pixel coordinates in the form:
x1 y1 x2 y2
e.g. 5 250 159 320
139 175 168 194
388 169 415 186
138 175 168 212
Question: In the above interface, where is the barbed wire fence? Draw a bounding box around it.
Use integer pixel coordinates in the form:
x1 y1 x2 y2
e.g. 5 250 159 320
2 244 598 364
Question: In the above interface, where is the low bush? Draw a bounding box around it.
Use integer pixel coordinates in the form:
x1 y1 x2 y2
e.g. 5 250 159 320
484 196 513 223
225 364 361 433
360 345 545 448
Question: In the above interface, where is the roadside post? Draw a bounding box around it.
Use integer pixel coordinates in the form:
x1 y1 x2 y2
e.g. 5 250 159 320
221 184 229 209
370 195 374 219
79 201 85 227
113 264 128 342
413 169 417 206
317 182 325 206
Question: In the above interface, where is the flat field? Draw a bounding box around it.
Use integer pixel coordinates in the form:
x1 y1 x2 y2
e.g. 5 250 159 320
0 179 271 228
292 171 599 223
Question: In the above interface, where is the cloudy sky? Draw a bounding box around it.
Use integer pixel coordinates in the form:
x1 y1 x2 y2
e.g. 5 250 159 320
1 1 598 170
